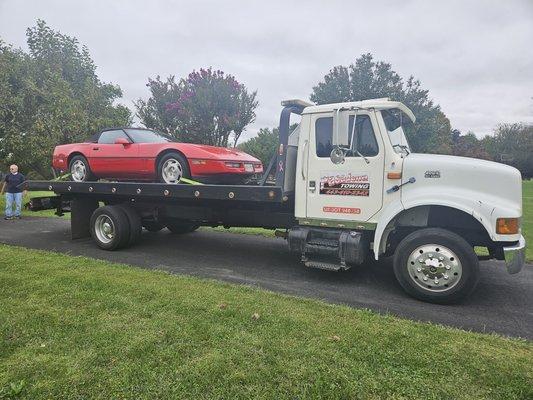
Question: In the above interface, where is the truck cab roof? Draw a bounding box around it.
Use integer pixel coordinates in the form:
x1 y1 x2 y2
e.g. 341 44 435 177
284 98 416 122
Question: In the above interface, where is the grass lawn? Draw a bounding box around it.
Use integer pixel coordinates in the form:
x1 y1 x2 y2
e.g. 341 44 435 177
0 191 66 218
0 244 531 399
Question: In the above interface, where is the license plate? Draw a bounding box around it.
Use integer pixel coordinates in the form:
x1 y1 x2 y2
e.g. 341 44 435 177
244 163 253 172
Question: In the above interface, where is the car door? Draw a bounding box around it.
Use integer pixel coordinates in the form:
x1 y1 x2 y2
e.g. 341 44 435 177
88 130 140 178
305 110 385 223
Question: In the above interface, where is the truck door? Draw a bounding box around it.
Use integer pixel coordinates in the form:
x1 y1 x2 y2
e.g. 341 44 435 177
305 111 385 222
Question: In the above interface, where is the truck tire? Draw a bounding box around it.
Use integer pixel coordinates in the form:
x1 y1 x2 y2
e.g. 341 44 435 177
117 204 142 247
157 152 191 184
69 155 96 182
90 205 130 250
143 221 165 232
166 222 200 234
393 228 479 304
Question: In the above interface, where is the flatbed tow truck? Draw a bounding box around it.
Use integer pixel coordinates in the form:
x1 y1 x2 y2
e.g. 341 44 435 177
23 99 526 303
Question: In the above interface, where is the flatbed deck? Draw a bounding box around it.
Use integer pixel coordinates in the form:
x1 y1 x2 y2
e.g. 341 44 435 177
24 180 286 203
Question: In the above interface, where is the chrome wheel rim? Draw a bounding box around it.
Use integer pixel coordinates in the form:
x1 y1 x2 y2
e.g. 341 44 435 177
407 244 462 292
71 160 87 182
94 215 115 244
162 158 183 183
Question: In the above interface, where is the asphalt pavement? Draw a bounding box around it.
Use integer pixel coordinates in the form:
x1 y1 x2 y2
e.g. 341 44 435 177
1 216 532 339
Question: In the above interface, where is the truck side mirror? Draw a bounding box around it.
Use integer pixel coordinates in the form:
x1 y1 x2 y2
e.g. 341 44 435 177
330 146 346 164
332 109 350 147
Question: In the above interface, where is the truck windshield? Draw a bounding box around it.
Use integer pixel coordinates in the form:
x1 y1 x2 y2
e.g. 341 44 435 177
381 109 411 154
125 129 176 143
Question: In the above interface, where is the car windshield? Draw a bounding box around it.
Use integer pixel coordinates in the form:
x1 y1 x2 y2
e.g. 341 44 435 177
124 129 176 143
381 109 411 154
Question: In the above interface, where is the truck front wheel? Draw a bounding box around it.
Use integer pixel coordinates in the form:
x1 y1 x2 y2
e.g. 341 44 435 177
393 228 479 304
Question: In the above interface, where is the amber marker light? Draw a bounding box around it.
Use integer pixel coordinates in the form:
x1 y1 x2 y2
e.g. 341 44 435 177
496 218 520 234
387 172 402 179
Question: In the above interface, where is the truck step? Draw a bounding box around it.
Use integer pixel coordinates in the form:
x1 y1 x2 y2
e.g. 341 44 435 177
303 258 347 272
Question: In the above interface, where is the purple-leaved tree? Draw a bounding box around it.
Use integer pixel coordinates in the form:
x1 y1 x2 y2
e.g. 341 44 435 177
136 68 258 147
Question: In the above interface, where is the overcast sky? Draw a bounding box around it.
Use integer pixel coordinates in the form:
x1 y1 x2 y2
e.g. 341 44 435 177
1 0 532 141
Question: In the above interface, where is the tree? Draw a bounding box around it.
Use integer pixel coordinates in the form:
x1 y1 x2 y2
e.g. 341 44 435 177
310 53 452 154
136 68 258 147
0 20 131 178
451 129 490 160
238 127 279 167
238 123 300 167
483 123 533 178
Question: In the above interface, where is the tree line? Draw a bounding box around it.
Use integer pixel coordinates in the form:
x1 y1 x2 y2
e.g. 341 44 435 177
1 21 531 178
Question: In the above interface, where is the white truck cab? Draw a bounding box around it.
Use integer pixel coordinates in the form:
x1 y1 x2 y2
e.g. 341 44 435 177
285 98 526 303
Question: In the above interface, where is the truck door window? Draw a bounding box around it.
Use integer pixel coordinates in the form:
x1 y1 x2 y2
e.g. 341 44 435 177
315 115 378 158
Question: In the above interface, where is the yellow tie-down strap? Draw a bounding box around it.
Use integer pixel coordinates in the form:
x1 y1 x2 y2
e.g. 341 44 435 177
180 177 203 185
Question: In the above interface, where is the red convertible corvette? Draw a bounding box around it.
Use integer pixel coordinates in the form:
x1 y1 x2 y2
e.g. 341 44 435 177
52 128 263 184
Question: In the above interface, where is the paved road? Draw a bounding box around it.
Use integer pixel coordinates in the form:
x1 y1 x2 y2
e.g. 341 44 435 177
1 217 532 339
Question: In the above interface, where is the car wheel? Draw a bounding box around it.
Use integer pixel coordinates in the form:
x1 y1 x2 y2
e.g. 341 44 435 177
157 152 191 184
117 204 142 247
166 222 200 234
69 155 95 182
393 228 480 304
143 221 165 232
90 206 130 250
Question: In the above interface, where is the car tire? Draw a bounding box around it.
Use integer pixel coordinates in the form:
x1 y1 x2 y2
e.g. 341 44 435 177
90 205 130 250
393 228 480 304
117 204 142 247
166 221 200 234
143 221 165 232
69 155 96 182
157 152 191 184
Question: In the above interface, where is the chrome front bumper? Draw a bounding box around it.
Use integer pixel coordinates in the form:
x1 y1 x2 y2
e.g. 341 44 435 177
503 235 526 274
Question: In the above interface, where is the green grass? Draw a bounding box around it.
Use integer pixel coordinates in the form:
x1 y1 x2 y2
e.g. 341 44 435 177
201 226 276 237
0 191 66 218
0 245 531 399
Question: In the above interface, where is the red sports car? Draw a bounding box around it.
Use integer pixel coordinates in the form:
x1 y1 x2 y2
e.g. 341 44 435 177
52 128 263 184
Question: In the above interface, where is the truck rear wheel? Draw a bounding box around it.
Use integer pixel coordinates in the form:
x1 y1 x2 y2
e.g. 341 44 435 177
117 204 142 247
393 228 479 304
90 206 130 250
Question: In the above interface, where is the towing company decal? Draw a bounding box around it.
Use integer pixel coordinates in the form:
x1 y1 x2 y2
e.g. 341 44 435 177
320 171 370 196
323 206 361 214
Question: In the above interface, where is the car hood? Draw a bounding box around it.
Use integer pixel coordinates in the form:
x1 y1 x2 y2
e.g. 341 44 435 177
173 143 261 163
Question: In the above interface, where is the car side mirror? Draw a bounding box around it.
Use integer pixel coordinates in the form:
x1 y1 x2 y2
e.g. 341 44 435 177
114 137 131 145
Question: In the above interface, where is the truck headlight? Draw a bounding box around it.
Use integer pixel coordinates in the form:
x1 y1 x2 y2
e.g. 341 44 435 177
496 218 520 234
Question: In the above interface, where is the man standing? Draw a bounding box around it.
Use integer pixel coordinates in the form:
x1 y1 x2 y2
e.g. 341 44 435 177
1 164 27 220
